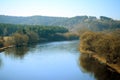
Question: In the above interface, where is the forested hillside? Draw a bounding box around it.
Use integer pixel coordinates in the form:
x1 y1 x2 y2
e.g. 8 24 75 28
0 15 69 27
0 23 79 48
0 15 120 31
0 15 120 48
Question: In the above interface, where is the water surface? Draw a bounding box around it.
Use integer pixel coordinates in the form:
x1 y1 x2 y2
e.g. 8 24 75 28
0 40 99 80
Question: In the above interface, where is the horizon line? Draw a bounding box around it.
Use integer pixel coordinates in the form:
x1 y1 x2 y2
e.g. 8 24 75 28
0 14 118 20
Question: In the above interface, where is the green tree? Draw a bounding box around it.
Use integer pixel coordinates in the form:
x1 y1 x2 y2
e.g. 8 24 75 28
27 31 39 43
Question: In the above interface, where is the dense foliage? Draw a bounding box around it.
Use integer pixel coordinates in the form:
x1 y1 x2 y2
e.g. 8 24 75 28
0 23 70 47
80 29 120 64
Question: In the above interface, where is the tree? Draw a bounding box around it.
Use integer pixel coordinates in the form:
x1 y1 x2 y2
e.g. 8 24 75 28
27 31 39 43
0 37 4 48
12 33 29 46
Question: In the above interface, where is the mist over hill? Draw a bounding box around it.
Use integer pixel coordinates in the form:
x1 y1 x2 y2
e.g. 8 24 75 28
0 15 120 31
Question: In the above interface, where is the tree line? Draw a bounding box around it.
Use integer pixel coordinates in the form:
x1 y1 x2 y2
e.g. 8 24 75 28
0 23 78 48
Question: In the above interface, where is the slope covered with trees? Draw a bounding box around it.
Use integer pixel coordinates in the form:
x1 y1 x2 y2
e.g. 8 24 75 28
0 23 79 48
0 15 120 31
0 15 68 26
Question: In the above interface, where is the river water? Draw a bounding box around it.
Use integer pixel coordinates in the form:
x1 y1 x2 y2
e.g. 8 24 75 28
0 40 119 80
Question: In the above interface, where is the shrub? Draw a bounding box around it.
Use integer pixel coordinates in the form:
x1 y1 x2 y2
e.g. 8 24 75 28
80 30 120 64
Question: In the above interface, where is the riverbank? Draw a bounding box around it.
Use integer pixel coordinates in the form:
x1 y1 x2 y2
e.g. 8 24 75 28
0 45 15 52
80 47 120 74
0 39 79 53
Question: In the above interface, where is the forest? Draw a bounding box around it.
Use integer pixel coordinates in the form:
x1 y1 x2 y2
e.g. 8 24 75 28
0 23 79 48
0 15 120 31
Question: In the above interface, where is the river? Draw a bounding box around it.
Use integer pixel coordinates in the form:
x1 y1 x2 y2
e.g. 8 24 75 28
0 40 119 80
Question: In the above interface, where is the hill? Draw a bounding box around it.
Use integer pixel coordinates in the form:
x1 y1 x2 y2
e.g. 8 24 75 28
0 15 120 31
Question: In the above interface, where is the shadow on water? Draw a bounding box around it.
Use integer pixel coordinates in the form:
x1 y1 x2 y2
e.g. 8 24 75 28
0 57 2 67
79 54 120 80
4 46 29 59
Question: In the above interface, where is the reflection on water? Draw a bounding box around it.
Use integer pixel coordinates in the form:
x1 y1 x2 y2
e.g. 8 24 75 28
1 40 92 80
79 54 120 80
4 46 29 59
1 40 119 80
0 58 2 67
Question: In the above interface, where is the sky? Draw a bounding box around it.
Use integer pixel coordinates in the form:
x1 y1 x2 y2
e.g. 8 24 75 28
0 0 120 19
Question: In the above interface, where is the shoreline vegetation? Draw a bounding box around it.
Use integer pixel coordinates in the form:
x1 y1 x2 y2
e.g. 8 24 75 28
79 29 120 73
80 47 120 74
0 23 79 52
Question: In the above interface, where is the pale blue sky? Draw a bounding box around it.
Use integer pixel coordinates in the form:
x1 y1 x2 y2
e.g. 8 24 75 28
0 0 120 19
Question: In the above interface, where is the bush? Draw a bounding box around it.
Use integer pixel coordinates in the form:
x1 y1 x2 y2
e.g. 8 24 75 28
12 33 29 46
27 31 39 43
80 30 120 64
0 37 4 48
